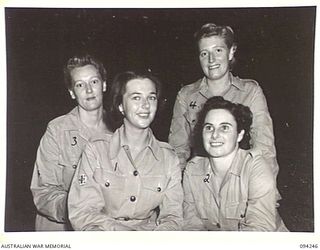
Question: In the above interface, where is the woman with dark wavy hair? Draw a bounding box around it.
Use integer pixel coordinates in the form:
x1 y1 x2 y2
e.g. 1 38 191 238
169 23 279 180
183 96 287 231
68 71 183 231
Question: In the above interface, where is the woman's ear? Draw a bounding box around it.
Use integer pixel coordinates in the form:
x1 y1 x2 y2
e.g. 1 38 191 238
68 89 76 99
228 45 237 61
118 104 124 115
237 129 245 143
103 81 107 92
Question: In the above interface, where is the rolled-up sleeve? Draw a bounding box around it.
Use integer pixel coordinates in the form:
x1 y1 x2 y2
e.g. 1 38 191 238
30 125 67 223
154 153 183 231
168 90 191 170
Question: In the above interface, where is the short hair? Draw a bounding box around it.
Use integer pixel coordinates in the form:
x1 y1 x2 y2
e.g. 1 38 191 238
194 23 237 68
193 96 253 157
107 70 162 131
63 54 107 90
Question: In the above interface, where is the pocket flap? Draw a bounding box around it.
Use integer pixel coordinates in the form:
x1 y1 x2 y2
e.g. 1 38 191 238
142 176 168 193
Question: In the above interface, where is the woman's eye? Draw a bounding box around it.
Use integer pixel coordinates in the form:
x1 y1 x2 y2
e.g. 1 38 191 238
203 125 213 131
200 51 208 57
216 48 223 53
149 96 157 101
91 79 99 84
132 96 141 101
221 125 230 131
75 82 83 88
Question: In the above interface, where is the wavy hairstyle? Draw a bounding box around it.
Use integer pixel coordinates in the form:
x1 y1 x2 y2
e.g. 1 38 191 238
194 23 237 69
192 96 253 157
63 54 107 90
107 70 162 131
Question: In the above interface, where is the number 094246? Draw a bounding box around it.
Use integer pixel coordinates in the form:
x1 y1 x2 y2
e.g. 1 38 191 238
300 244 318 248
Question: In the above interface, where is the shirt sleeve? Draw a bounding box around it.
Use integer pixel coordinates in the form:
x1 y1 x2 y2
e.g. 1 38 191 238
182 167 206 231
168 90 191 170
68 143 134 231
154 152 183 231
240 156 278 231
249 85 279 177
30 125 67 223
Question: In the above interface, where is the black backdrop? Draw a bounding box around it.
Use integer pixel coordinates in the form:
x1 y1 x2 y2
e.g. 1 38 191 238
5 7 315 232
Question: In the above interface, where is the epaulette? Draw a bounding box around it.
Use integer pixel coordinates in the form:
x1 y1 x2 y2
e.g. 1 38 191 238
158 141 175 151
248 148 263 158
240 78 260 86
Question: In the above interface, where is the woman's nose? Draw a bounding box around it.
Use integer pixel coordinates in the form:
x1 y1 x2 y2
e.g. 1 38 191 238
209 52 215 63
142 99 150 108
211 129 219 139
85 83 93 93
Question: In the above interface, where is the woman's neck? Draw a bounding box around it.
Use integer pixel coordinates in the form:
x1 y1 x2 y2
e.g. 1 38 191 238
122 120 150 151
209 147 238 177
206 73 231 96
78 106 105 131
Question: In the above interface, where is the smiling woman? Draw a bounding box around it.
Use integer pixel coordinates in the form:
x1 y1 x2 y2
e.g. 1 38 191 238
67 71 183 231
183 96 288 231
168 23 279 180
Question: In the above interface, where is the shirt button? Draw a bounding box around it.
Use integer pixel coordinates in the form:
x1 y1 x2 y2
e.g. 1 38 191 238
105 182 110 187
72 165 77 169
157 187 161 192
133 170 139 176
130 196 136 202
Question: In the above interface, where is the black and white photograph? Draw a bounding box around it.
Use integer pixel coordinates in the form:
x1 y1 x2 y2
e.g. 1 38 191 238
1 0 319 249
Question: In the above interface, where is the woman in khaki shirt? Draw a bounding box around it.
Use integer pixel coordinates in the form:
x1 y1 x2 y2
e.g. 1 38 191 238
183 96 287 231
30 55 110 231
68 71 183 231
169 23 278 178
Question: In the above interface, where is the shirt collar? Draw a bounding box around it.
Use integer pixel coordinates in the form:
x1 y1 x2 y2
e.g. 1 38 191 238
229 73 245 91
65 107 111 141
199 73 245 98
109 125 161 161
228 149 247 176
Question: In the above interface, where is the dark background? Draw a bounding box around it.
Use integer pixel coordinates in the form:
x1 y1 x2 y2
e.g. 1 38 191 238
5 7 315 232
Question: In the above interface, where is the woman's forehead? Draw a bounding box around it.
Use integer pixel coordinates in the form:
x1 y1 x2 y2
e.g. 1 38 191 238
204 109 236 124
125 78 156 94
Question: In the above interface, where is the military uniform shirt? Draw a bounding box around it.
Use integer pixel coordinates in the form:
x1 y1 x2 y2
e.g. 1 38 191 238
169 73 279 177
30 107 110 231
68 125 183 231
183 149 288 231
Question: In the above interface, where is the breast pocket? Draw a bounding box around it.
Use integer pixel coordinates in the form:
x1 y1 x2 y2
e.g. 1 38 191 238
59 131 87 189
185 111 198 131
98 171 126 210
141 176 169 209
188 175 212 219
225 201 247 220
58 154 81 190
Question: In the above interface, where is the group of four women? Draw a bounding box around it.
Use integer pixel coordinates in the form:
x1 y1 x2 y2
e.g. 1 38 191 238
30 23 288 231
